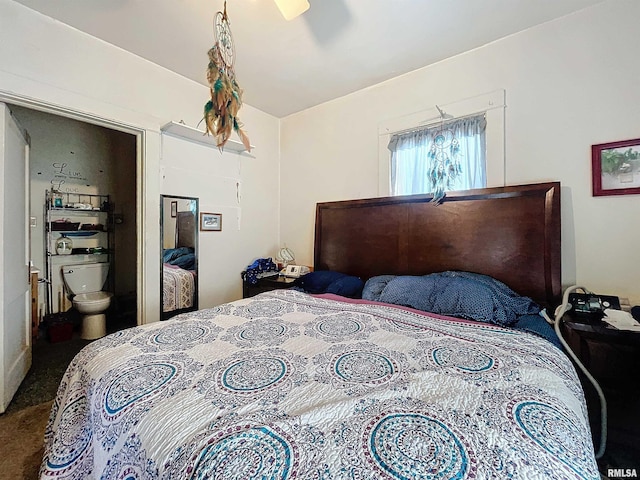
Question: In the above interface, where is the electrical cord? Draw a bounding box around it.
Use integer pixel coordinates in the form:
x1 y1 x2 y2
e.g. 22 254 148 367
540 286 607 459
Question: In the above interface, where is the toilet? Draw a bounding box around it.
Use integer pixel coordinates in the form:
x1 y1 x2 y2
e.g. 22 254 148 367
61 263 113 340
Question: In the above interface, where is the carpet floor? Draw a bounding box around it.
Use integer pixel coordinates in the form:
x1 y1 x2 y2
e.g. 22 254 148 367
0 400 53 479
0 313 136 479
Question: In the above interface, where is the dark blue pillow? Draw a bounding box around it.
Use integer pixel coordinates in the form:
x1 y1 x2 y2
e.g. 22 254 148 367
163 247 193 263
295 271 347 294
170 253 196 270
325 276 364 298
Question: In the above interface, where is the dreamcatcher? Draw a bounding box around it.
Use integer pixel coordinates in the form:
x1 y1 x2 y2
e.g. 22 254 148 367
204 1 251 151
427 122 461 204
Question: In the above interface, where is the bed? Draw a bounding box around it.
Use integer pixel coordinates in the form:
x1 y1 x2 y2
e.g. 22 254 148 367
40 182 601 479
162 210 198 317
162 248 196 313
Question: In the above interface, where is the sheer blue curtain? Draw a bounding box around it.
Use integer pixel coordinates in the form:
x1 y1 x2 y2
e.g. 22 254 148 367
388 115 486 201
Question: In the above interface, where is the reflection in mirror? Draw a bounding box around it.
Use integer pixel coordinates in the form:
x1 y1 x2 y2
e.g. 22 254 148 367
161 195 198 320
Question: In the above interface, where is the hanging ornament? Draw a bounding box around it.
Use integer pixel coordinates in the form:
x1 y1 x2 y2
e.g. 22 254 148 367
427 126 461 204
204 1 251 152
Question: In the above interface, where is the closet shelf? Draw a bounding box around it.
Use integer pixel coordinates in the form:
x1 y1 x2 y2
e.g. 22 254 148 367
161 121 255 154
49 230 105 236
49 208 107 214
49 252 110 257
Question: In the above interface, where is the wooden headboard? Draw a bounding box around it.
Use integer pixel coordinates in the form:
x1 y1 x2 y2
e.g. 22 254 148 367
314 182 561 308
176 211 196 249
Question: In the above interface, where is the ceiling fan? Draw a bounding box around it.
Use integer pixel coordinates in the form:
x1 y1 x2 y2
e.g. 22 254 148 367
274 0 310 20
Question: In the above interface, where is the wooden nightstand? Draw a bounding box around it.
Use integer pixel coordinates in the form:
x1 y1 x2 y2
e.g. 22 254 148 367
561 314 640 462
561 316 640 373
242 275 298 298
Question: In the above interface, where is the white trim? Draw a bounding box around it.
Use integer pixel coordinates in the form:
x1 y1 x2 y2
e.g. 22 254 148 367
377 90 506 196
0 90 147 326
160 121 255 155
0 90 142 136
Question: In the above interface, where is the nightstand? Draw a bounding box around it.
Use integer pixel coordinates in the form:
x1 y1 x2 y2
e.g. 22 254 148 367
561 314 640 462
242 275 298 298
561 316 640 372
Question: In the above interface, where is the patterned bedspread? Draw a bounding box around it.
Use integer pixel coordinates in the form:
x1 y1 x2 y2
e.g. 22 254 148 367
162 263 195 312
40 290 599 479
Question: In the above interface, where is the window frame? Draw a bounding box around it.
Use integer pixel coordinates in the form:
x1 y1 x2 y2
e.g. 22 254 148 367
378 90 505 196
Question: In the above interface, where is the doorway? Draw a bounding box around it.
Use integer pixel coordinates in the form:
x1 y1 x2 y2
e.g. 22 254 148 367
7 102 141 336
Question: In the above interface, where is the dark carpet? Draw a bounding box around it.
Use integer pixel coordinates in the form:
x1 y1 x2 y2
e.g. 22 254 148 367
5 336 91 414
0 312 136 479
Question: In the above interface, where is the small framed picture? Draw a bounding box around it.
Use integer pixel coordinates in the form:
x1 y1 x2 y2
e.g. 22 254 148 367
592 138 640 196
200 212 222 231
170 201 177 218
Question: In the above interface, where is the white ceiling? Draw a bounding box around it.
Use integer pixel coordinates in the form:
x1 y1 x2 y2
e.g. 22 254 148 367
13 0 602 118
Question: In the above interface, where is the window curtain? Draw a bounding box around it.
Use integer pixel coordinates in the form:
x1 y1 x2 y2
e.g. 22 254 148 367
388 115 487 202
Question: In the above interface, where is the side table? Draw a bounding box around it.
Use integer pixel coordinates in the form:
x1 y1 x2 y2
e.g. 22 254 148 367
242 275 297 299
561 314 640 461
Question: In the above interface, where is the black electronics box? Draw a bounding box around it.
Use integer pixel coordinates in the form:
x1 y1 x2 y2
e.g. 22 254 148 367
568 293 621 322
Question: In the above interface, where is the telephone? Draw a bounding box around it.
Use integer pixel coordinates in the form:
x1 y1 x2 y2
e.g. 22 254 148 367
568 292 620 322
280 265 310 278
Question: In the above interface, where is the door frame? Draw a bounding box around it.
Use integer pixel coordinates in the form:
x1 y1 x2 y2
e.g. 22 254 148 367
0 91 146 327
0 104 31 412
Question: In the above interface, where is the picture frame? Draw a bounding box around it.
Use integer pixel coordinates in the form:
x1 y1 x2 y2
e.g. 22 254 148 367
200 212 222 231
592 138 640 196
170 201 177 218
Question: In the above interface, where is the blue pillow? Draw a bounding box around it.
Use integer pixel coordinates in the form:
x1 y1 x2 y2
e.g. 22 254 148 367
163 247 193 263
362 275 396 300
325 276 364 298
295 271 364 298
366 271 540 327
295 271 347 294
170 253 196 270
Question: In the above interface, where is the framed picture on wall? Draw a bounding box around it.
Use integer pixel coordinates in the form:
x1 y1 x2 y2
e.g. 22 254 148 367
170 201 177 217
200 212 222 231
592 138 640 196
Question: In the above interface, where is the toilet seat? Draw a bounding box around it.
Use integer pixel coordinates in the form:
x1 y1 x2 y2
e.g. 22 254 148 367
73 291 113 304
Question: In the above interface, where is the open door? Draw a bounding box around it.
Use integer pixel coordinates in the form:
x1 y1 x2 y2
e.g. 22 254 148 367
0 102 31 413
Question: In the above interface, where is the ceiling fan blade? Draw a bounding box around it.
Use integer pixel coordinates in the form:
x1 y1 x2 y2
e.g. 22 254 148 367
274 0 310 21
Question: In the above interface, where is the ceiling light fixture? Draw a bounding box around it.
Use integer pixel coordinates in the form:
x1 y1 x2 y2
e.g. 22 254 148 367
274 0 310 21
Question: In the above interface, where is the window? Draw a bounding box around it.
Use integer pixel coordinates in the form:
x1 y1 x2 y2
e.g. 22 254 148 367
388 114 487 201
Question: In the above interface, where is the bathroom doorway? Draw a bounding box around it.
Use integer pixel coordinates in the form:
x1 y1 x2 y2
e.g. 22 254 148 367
9 104 139 336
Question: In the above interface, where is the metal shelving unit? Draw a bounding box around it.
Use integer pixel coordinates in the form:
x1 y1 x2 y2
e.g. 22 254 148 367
44 190 113 315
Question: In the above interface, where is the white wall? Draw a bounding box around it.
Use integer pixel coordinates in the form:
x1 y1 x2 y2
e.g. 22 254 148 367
160 135 281 307
280 0 640 305
0 0 281 322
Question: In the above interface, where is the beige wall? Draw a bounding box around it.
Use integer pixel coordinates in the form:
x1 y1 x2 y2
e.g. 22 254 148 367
0 0 281 323
279 0 640 305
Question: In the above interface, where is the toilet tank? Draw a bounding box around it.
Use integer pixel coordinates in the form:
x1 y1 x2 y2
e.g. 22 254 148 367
61 262 109 294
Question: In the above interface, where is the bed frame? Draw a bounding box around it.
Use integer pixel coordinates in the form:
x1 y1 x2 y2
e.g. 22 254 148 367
314 182 561 308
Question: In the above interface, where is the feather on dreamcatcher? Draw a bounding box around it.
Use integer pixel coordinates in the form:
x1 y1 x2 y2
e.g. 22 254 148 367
204 1 251 152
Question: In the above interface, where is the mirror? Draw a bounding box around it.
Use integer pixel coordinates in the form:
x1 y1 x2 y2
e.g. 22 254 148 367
161 195 198 320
